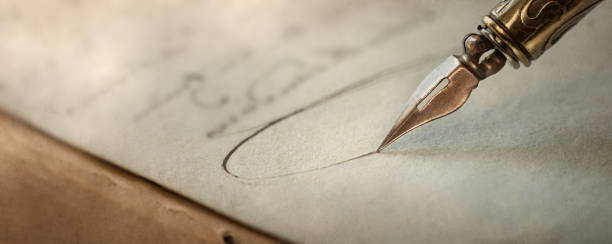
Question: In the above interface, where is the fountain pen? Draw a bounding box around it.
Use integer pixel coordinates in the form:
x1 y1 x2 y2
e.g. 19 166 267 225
378 0 602 152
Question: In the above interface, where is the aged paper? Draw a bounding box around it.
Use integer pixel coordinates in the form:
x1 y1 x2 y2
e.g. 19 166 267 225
1 0 611 242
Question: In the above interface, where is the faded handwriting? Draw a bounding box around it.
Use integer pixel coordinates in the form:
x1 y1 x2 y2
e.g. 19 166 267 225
64 1 430 136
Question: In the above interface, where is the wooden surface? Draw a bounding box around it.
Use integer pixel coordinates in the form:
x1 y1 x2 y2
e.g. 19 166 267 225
0 111 283 244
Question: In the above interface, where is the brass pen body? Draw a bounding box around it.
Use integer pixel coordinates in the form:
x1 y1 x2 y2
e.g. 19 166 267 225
480 0 602 68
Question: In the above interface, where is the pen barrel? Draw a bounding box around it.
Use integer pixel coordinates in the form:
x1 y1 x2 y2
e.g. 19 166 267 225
479 0 602 68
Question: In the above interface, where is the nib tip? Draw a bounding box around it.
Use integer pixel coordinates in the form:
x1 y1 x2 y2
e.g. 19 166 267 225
376 143 389 153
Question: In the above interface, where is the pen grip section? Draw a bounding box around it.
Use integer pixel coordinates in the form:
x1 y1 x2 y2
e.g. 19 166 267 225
457 34 506 80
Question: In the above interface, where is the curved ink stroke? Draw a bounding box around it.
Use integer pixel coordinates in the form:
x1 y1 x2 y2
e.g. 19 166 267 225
222 55 444 180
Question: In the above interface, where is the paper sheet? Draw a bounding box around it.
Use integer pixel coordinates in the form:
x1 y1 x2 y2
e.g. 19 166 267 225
1 0 611 242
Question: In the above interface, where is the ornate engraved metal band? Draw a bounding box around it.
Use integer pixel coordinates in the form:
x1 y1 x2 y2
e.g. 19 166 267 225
479 0 602 68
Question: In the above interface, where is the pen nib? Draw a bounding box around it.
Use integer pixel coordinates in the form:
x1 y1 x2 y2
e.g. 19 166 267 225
377 34 506 152
377 56 479 152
